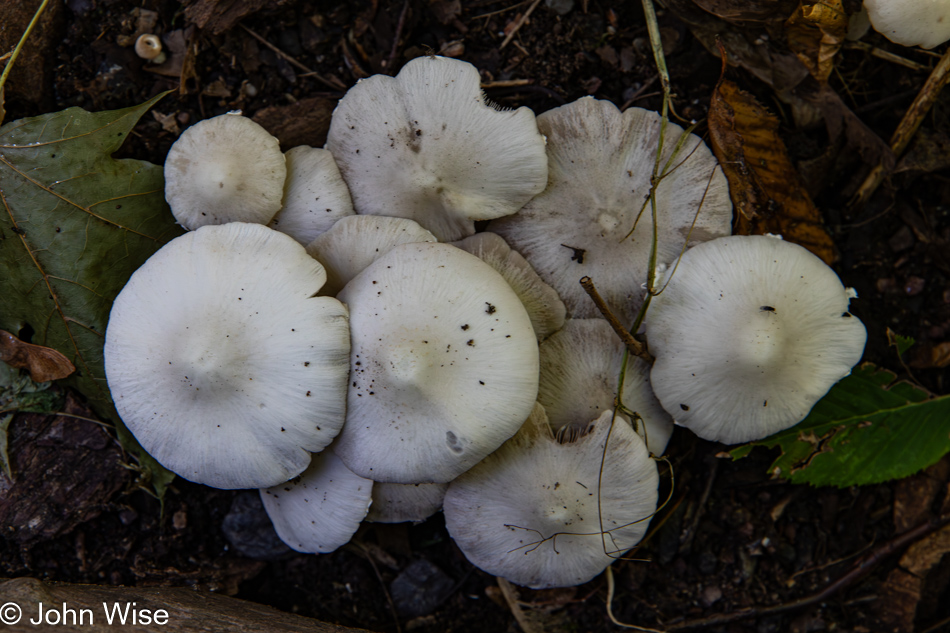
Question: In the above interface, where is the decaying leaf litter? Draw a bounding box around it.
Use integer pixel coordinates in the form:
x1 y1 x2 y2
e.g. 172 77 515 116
2 0 950 631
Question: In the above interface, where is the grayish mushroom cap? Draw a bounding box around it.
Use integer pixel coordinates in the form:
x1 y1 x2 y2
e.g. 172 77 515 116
452 232 566 342
444 404 659 589
865 0 950 49
491 97 731 327
104 223 351 489
164 113 287 230
306 215 437 296
366 482 448 523
260 450 373 553
334 242 540 483
268 146 355 246
326 56 548 241
539 319 673 455
644 235 867 445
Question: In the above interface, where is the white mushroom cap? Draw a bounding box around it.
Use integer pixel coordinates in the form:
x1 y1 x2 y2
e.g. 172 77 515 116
305 215 437 296
452 232 566 342
334 242 540 484
865 0 950 49
104 223 351 489
491 97 731 327
444 405 659 589
644 235 867 445
164 112 287 230
268 146 355 246
326 56 548 241
539 319 673 455
260 450 372 553
366 482 448 523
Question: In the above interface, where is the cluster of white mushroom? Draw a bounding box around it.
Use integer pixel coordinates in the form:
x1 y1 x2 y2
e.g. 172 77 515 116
104 56 867 589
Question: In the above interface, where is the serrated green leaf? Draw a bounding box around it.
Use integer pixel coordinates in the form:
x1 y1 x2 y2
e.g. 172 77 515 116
0 94 183 493
886 327 915 356
730 363 950 487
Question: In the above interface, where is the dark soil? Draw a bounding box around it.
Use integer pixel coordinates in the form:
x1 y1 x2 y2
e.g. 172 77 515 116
3 1 950 632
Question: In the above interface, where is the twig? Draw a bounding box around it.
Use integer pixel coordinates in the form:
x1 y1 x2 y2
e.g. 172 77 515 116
663 513 950 631
481 79 533 88
605 566 666 632
385 0 410 71
579 276 654 363
621 75 660 111
845 41 929 71
239 24 346 91
499 0 542 50
851 46 950 208
0 0 51 125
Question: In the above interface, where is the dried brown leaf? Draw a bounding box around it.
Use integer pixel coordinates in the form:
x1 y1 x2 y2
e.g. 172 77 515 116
786 0 848 83
0 330 75 383
709 78 837 263
691 0 798 22
184 0 290 35
252 97 335 149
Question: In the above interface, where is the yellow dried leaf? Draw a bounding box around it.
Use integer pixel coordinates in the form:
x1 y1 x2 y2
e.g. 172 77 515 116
786 0 848 83
708 78 837 264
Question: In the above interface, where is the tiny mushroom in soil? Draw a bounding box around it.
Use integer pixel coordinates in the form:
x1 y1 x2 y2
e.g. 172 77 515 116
260 450 373 553
491 96 732 327
333 241 540 484
104 223 350 489
164 112 286 230
444 404 659 589
326 55 548 242
643 235 867 445
268 145 355 246
864 0 950 49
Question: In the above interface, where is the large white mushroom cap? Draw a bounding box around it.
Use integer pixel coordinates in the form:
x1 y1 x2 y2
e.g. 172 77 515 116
444 405 659 589
644 235 867 445
366 482 448 524
333 242 540 484
491 97 731 327
164 112 287 230
539 319 673 455
326 56 548 241
268 146 355 246
865 0 950 49
104 223 351 489
260 450 372 553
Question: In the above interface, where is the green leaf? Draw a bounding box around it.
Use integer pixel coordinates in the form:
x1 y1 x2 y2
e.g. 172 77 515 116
887 327 915 356
730 363 950 487
0 94 183 492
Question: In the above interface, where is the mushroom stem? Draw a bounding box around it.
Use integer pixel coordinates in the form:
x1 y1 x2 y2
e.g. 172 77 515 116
579 276 654 363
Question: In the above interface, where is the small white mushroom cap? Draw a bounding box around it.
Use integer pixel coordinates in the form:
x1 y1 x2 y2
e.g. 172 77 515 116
366 482 448 523
865 0 950 49
491 97 731 327
306 215 437 296
334 242 540 484
268 146 355 246
452 232 567 342
539 319 673 455
644 235 867 445
260 450 373 553
104 223 351 489
164 113 287 230
444 405 659 589
326 56 548 241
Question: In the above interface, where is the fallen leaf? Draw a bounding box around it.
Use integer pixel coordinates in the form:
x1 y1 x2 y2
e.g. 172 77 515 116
730 364 950 487
185 0 290 35
0 330 75 382
785 0 847 83
691 0 798 22
0 94 182 496
708 74 837 263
